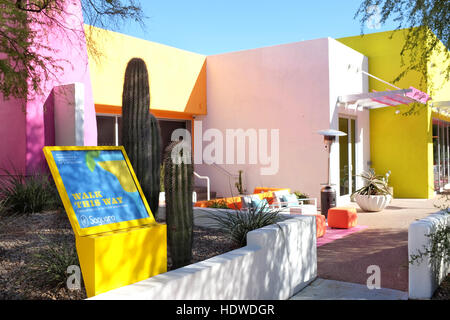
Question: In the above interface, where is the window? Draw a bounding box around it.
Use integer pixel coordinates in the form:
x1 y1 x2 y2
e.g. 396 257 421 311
96 115 122 146
96 115 191 157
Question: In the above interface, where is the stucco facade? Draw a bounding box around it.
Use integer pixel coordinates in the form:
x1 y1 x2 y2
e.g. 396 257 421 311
0 3 447 202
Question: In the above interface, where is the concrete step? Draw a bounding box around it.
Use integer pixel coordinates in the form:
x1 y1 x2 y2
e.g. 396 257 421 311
290 278 408 300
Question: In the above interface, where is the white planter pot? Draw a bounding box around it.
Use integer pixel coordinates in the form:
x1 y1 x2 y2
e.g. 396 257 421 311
354 194 392 212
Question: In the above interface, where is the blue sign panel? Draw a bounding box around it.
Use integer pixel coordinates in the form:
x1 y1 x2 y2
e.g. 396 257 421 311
50 149 150 229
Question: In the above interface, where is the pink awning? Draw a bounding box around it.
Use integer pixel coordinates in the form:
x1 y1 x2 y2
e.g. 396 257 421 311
338 87 430 109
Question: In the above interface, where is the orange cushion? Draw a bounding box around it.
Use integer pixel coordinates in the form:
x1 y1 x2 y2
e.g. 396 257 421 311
253 187 290 194
327 207 357 229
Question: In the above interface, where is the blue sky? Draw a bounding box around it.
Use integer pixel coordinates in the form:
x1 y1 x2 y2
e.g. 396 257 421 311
114 0 399 55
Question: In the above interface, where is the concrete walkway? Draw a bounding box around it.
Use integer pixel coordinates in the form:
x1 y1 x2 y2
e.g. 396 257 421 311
298 198 439 298
290 278 408 300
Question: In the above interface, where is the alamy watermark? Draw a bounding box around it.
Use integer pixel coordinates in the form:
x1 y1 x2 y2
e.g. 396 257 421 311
170 120 280 175
67 265 81 291
366 265 381 289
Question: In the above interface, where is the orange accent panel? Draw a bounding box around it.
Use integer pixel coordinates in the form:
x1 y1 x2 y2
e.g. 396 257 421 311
95 104 122 115
151 109 194 120
95 105 194 120
327 207 358 229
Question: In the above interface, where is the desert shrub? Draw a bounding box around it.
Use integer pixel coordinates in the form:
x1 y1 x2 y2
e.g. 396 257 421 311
28 236 80 290
207 202 283 247
0 169 62 215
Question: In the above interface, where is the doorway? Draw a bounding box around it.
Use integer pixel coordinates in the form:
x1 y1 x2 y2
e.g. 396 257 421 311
339 117 356 197
158 119 192 156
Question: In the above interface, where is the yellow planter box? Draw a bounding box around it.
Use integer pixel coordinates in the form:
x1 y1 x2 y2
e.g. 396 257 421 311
76 223 167 298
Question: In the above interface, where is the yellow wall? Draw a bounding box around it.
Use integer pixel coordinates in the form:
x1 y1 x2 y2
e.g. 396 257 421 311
428 35 450 104
339 29 448 198
85 25 207 116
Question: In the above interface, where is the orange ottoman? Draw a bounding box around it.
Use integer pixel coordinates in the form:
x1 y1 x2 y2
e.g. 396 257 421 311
327 207 357 229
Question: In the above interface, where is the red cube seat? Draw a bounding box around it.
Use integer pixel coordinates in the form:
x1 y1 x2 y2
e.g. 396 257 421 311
327 207 357 229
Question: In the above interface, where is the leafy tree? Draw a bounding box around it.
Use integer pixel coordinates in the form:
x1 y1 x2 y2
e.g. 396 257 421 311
355 0 449 89
0 0 145 101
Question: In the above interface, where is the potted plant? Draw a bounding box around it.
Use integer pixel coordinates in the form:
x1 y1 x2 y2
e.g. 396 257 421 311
352 169 392 212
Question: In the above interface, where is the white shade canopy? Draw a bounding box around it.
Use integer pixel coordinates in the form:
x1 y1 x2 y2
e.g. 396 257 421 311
317 129 347 137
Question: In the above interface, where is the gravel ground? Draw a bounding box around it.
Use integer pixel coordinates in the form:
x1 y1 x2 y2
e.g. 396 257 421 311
0 211 235 300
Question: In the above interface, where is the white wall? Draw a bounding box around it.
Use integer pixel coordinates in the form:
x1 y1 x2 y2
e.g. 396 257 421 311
195 38 369 208
408 211 450 299
54 83 85 146
196 39 331 201
90 215 317 300
327 39 370 205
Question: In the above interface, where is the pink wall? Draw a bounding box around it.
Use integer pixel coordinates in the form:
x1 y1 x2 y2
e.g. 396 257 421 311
0 94 27 176
195 39 332 200
24 0 96 174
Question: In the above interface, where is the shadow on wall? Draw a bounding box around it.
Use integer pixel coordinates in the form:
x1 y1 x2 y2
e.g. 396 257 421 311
183 60 207 115
44 91 55 147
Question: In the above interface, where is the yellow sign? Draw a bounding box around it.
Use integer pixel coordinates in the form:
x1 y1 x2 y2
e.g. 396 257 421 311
43 146 167 297
43 146 157 236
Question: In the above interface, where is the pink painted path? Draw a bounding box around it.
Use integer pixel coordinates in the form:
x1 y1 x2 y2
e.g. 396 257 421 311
317 225 368 247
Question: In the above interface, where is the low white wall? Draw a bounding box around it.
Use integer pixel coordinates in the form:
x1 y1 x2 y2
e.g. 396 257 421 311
408 211 450 299
90 215 317 300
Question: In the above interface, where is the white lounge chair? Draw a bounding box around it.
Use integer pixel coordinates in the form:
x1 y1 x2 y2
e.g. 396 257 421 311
270 190 317 215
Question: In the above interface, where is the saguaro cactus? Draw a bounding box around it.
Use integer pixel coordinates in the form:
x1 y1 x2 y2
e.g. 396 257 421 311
148 114 162 215
122 58 161 217
163 140 194 268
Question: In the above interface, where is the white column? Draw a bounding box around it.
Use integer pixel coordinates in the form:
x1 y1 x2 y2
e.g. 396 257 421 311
53 83 85 146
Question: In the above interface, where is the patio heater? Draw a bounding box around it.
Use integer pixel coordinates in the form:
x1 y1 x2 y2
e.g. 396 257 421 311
317 129 347 218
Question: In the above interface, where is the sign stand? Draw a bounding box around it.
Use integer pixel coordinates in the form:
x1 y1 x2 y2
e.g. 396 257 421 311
43 146 167 297
76 223 166 297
